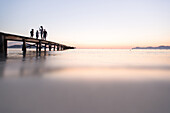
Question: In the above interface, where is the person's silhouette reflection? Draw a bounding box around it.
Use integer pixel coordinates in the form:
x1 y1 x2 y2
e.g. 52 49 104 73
0 55 7 77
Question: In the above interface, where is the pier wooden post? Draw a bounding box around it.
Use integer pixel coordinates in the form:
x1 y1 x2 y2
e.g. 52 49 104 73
44 44 47 51
0 34 7 57
60 45 62 51
22 39 26 53
49 43 51 51
44 44 47 56
53 44 56 51
63 46 65 50
36 43 38 52
39 40 41 52
22 39 26 57
61 45 63 51
22 39 26 51
57 44 59 51
4 39 7 56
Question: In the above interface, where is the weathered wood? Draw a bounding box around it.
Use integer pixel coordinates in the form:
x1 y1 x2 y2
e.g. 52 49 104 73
63 45 66 50
4 39 7 56
22 39 26 57
61 45 63 51
0 34 5 53
57 44 60 51
0 34 7 57
0 32 76 57
22 39 26 52
54 44 56 51
44 44 47 51
49 43 51 51
0 32 75 48
39 40 41 52
36 42 38 52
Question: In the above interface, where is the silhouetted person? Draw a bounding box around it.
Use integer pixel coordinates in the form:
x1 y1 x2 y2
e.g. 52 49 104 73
39 26 43 39
36 30 39 39
30 29 34 38
43 29 47 40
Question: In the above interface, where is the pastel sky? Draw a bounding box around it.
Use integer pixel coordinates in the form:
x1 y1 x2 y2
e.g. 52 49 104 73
0 0 170 49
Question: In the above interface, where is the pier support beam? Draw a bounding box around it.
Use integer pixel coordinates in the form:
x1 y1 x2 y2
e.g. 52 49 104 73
49 43 51 51
53 44 56 51
63 46 65 50
22 39 27 55
61 45 63 51
57 44 59 51
0 34 7 57
60 45 62 51
44 44 47 51
22 39 26 57
39 41 41 52
36 42 38 52
4 39 7 56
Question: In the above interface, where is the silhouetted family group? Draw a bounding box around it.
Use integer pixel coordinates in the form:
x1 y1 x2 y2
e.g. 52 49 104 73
30 26 47 40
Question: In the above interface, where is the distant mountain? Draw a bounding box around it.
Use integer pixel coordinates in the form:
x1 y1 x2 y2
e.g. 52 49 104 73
8 44 36 48
8 45 22 48
132 46 170 49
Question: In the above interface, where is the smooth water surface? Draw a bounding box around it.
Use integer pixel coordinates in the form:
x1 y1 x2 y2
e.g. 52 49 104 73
0 49 170 113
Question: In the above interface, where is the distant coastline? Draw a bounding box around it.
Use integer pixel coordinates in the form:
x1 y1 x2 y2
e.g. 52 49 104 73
132 46 170 49
8 44 36 48
8 45 170 49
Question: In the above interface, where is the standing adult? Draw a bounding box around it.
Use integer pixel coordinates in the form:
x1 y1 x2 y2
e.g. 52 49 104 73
43 29 47 40
39 26 43 39
36 30 39 39
30 29 34 38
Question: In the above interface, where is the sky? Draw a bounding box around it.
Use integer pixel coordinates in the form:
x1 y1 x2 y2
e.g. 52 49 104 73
0 0 170 49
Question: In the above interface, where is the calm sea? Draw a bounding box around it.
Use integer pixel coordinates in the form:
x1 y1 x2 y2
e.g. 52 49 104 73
0 49 170 113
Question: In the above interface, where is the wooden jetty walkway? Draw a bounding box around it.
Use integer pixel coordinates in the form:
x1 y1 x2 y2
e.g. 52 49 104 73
0 32 75 57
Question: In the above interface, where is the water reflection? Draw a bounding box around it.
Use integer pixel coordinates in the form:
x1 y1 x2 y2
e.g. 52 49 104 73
0 50 62 77
0 58 6 77
1 49 170 113
0 49 170 81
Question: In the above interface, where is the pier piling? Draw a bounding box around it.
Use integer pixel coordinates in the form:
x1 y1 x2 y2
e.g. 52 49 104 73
54 44 56 51
44 44 47 51
49 43 51 51
57 44 59 51
0 34 7 57
36 43 38 52
22 39 26 53
39 40 41 52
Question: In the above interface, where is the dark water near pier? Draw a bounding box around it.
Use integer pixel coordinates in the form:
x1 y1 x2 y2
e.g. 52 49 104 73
0 49 170 113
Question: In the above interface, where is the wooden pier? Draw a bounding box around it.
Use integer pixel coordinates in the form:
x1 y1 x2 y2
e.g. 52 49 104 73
0 32 75 57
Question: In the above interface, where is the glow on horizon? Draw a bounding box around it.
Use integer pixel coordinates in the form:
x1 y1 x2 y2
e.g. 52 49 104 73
0 0 170 49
